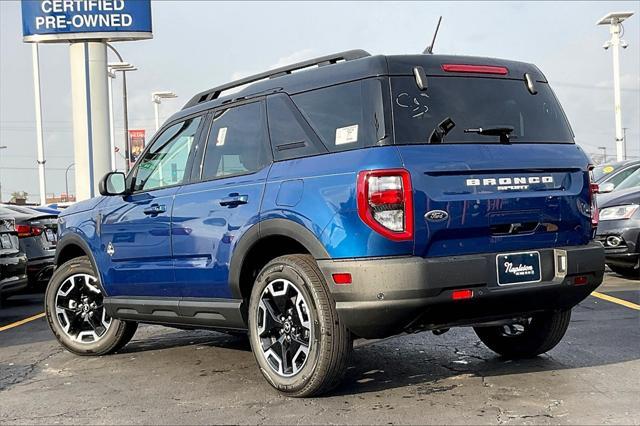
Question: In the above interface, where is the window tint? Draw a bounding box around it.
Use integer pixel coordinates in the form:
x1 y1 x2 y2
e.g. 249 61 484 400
609 165 640 187
293 80 383 152
391 76 574 144
267 94 326 161
134 117 201 192
202 101 270 180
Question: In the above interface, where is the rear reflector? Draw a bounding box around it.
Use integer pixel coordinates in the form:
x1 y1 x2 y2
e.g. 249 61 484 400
452 289 474 300
573 276 588 286
332 273 352 285
441 64 508 75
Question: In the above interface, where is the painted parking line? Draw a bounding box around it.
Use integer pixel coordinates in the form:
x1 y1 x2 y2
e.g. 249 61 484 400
591 291 640 311
0 312 46 332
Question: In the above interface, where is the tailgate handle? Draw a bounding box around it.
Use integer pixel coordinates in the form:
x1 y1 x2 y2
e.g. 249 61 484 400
490 222 538 236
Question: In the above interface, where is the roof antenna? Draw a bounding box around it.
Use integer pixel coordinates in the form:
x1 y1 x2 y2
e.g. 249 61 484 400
423 16 442 54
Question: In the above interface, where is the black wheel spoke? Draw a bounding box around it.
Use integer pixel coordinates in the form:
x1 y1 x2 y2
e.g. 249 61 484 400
260 298 283 336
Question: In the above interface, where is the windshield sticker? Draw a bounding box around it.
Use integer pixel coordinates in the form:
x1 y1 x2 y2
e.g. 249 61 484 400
216 127 227 146
602 166 614 174
335 124 358 145
395 92 430 118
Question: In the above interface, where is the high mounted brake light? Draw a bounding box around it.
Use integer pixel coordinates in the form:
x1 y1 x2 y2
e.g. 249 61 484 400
441 64 508 75
357 169 413 241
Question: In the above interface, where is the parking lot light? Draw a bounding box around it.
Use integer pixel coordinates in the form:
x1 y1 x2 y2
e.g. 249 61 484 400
152 91 178 130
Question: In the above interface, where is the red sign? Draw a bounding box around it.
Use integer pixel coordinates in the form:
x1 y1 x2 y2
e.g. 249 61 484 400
128 129 146 165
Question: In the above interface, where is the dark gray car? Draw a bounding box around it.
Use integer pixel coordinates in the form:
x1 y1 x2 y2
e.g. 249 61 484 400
0 209 28 303
596 179 640 279
0 205 58 287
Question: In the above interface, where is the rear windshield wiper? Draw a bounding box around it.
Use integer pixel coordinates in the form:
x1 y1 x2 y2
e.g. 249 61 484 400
464 125 514 144
429 117 456 144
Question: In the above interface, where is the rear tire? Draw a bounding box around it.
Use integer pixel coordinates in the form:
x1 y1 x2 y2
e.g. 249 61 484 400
248 254 352 397
45 256 138 356
474 309 571 359
608 264 639 280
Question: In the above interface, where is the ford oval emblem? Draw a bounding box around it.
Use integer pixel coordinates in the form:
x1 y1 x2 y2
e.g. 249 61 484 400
425 210 449 222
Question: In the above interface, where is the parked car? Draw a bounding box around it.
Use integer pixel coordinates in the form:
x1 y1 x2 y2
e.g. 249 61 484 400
0 207 28 304
593 160 640 193
1 205 58 287
46 50 604 397
596 169 640 279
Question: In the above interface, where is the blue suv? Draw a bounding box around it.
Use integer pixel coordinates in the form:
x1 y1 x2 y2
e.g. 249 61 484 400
46 50 605 397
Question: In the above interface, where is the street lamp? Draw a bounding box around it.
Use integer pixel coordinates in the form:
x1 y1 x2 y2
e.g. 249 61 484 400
64 163 75 202
152 91 178 130
597 11 634 161
108 61 137 172
0 145 6 203
106 68 116 171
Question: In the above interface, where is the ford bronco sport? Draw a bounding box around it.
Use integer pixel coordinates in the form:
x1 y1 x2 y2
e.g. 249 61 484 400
47 50 605 397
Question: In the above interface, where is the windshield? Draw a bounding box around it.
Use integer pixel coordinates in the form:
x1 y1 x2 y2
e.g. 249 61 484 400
616 168 640 191
391 76 574 144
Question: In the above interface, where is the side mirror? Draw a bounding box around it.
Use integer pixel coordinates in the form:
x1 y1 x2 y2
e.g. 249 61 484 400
99 172 128 196
598 182 615 194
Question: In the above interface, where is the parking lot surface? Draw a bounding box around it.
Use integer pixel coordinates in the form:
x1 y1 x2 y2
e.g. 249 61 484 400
1 273 638 425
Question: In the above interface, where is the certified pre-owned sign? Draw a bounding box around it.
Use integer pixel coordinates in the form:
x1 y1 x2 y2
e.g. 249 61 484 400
21 0 152 42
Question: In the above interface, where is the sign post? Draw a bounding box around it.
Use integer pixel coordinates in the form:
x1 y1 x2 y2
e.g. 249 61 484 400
21 0 152 201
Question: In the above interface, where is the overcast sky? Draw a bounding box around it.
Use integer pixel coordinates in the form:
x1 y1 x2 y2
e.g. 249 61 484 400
1 1 639 202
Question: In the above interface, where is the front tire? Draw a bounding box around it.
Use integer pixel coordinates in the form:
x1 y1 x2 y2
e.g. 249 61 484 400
45 256 138 356
608 264 639 280
474 309 571 359
248 254 352 397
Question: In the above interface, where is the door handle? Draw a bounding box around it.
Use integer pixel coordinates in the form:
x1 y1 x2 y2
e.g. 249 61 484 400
143 204 166 215
219 194 248 207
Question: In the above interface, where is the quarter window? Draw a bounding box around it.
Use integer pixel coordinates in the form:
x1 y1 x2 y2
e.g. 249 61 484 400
202 101 270 180
133 117 202 192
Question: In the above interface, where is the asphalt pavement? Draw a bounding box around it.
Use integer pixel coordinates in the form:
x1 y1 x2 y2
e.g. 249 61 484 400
0 272 638 425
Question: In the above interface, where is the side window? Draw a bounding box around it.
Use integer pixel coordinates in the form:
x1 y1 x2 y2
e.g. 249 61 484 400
292 79 382 153
201 101 270 180
134 116 202 192
610 165 640 187
266 94 326 161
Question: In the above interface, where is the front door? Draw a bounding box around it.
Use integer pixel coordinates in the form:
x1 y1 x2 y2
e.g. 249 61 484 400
172 100 271 298
98 115 204 297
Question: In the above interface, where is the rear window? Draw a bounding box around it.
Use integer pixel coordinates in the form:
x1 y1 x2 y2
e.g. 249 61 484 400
391 76 574 144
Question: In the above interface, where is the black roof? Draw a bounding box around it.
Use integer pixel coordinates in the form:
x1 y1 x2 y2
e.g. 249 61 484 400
171 50 547 123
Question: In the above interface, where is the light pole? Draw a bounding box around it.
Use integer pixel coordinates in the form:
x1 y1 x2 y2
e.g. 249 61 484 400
107 68 116 171
152 91 178 130
598 146 607 163
0 145 6 203
108 62 137 172
598 11 634 162
64 163 75 202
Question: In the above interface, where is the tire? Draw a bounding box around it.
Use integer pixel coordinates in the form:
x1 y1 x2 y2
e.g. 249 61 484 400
248 254 352 397
608 264 639 280
474 309 571 359
45 256 138 356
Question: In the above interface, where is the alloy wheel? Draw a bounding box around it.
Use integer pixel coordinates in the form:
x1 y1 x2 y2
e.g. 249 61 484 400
256 278 313 377
54 273 112 343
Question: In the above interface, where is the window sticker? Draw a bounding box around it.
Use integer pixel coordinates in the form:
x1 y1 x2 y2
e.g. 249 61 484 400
602 165 614 174
216 127 228 146
335 124 358 145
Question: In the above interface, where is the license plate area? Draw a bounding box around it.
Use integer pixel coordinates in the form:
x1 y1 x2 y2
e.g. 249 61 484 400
496 251 541 286
45 228 57 243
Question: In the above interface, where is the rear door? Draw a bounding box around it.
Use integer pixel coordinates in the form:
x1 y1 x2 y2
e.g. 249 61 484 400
390 74 592 259
172 100 271 298
98 115 204 297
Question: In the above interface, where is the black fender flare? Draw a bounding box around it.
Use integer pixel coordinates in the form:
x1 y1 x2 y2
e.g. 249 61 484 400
228 218 330 298
55 233 108 295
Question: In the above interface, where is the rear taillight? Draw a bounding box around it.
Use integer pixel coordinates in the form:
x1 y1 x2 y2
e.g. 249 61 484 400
16 224 43 238
357 169 413 241
589 168 599 228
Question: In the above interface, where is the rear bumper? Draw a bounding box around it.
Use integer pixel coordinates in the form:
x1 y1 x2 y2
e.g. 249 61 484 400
26 256 55 283
318 242 605 338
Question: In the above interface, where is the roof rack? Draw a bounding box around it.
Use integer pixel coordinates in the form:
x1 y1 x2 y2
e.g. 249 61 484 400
182 49 371 109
